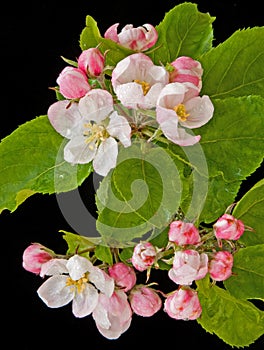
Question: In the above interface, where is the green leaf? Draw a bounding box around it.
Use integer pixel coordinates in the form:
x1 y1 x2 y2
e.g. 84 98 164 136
96 141 182 247
224 245 264 300
61 230 98 258
0 116 92 213
94 245 113 265
197 95 264 222
197 276 264 347
201 27 264 99
233 179 264 246
149 2 215 65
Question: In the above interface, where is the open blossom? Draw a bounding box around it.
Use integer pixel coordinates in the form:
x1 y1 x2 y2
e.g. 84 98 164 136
111 53 169 109
156 82 214 146
164 287 202 320
104 23 158 51
92 289 132 339
129 285 162 317
131 242 157 271
22 243 53 274
213 213 245 241
108 262 137 292
78 48 105 77
168 220 201 246
48 89 131 176
208 250 234 281
169 56 203 90
37 255 114 318
169 249 208 285
56 66 91 99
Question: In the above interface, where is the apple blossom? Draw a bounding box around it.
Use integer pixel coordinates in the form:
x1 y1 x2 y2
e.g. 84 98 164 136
47 89 131 176
164 288 202 320
169 56 203 90
213 213 245 241
131 241 157 271
108 262 137 292
104 23 158 51
22 243 53 274
168 220 201 246
92 289 132 339
56 66 91 99
208 250 234 281
168 249 208 285
129 285 162 317
111 53 169 109
78 48 105 77
37 255 114 318
156 82 214 146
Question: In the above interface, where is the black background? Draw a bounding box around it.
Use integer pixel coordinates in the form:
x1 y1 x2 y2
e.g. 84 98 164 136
1 1 263 349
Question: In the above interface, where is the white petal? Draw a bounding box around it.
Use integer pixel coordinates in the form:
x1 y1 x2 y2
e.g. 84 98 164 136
115 83 144 109
183 95 214 129
66 255 93 280
47 100 83 138
107 111 131 147
157 106 200 146
78 89 113 123
40 258 68 277
92 297 111 329
89 266 115 297
72 283 99 317
37 275 74 308
93 137 118 176
64 136 97 164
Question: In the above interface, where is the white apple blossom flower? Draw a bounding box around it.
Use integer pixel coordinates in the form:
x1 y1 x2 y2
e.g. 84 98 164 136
156 82 214 146
37 254 115 318
48 89 131 176
111 53 169 109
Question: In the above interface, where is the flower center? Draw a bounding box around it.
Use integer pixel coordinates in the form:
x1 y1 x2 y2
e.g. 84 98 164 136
66 274 88 294
134 79 151 95
173 103 190 122
83 122 109 149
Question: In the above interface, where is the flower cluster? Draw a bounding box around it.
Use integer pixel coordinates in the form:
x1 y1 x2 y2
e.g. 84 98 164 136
23 212 248 339
15 4 263 346
47 22 214 176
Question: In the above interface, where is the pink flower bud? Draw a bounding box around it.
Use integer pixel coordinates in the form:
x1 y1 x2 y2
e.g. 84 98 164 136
213 213 245 240
169 56 203 90
168 249 208 285
22 243 53 274
129 285 162 317
56 66 91 99
108 262 136 292
78 48 105 77
208 250 233 281
104 23 158 51
131 242 156 271
168 220 201 246
164 288 202 320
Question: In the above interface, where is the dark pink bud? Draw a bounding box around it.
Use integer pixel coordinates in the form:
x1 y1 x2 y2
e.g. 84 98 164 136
78 48 105 77
214 214 245 240
22 243 53 274
164 288 202 320
108 262 136 292
129 285 162 317
56 66 91 99
208 250 233 281
168 220 201 246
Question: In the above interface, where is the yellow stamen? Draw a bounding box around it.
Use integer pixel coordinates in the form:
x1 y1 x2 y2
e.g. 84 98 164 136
134 79 151 95
66 274 88 294
83 122 109 146
173 103 190 122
